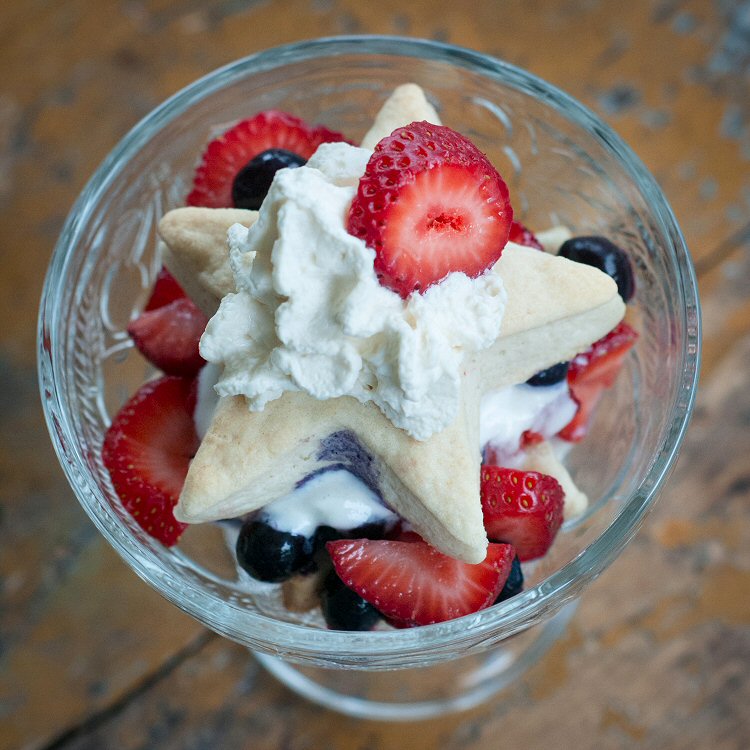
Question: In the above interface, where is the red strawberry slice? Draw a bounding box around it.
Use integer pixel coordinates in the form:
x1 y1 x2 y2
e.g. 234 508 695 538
482 431 544 467
347 121 513 298
326 539 515 627
509 220 544 251
102 376 198 546
128 297 208 377
558 321 638 442
145 266 187 311
480 466 564 561
385 523 423 543
187 110 348 208
520 429 545 448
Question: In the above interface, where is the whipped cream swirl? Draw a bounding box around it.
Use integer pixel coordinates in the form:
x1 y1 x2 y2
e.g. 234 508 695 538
200 142 507 440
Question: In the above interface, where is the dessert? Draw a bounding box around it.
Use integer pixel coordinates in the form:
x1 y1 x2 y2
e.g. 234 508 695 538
103 83 637 630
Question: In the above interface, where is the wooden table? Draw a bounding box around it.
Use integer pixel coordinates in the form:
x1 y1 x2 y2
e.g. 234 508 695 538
1 1 748 748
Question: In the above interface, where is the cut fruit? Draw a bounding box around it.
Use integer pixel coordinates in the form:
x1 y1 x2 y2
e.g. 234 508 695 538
347 121 512 297
327 538 515 626
102 376 198 546
509 220 544 251
144 266 186 311
558 321 638 442
128 297 208 377
480 466 564 561
187 110 348 208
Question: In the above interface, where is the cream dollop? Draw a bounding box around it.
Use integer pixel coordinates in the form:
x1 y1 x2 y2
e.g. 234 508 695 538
200 142 507 440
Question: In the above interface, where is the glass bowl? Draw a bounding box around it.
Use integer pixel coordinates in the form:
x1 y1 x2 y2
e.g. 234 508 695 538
38 36 700 719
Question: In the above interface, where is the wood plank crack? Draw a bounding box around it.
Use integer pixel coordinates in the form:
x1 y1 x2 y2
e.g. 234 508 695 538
37 630 217 750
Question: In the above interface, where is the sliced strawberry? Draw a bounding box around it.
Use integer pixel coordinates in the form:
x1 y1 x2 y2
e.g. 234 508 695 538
482 431 546 467
509 220 544 251
326 539 515 627
102 376 198 546
385 523 423 543
480 466 564 561
520 429 545 449
145 266 186 311
558 321 639 442
128 297 208 377
347 121 513 298
187 110 348 208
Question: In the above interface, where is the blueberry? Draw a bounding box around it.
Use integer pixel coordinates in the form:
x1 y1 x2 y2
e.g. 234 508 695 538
312 524 342 551
526 361 569 387
557 235 635 302
235 518 314 582
232 148 307 210
495 555 524 603
312 521 389 553
351 520 391 540
320 569 382 631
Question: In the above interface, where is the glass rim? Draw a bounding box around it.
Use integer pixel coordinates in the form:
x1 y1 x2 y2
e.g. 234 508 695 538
38 35 701 663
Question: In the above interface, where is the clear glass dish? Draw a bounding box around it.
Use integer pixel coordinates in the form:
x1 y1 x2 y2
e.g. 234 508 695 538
38 36 700 719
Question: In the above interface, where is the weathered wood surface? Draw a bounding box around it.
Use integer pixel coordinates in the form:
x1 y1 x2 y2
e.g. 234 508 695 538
1 0 748 748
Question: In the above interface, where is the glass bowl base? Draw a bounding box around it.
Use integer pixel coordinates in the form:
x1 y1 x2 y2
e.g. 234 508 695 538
254 601 578 721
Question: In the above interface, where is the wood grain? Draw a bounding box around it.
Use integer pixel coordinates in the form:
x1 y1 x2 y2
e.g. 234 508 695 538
1 0 748 748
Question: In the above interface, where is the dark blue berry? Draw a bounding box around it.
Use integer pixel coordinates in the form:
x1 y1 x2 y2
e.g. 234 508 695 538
235 519 314 582
312 525 341 551
557 235 635 302
320 569 382 631
312 521 388 553
495 555 524 603
526 361 569 386
232 148 306 210
352 521 390 540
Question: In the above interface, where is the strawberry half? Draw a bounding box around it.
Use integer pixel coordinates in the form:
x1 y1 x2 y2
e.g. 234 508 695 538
384 523 424 543
102 376 198 546
480 466 564 561
144 266 186 311
508 220 544 251
347 121 513 298
187 110 348 208
326 539 515 627
558 321 638 442
127 297 208 377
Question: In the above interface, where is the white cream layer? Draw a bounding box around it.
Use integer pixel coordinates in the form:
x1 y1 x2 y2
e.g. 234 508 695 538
480 381 577 461
199 141 507 441
259 468 397 538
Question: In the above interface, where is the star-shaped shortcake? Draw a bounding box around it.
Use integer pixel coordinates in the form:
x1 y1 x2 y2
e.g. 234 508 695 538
167 84 624 563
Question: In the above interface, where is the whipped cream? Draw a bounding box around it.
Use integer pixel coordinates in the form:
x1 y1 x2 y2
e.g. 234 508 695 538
200 142 507 440
260 468 397 538
480 381 577 461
